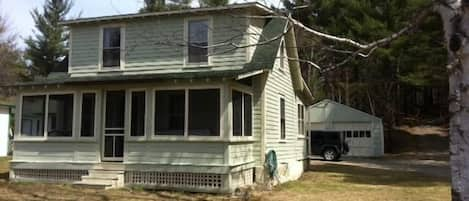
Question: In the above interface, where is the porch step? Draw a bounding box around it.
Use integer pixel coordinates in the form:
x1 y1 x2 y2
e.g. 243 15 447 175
74 165 125 189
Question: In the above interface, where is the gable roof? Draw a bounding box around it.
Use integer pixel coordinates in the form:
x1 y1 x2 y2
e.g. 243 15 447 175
60 2 272 26
307 99 381 123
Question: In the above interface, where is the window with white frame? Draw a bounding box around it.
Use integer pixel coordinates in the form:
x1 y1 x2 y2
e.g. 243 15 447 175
21 95 46 136
131 91 145 137
188 89 220 136
280 98 286 140
47 94 73 137
80 93 96 137
102 27 121 68
155 90 185 136
154 88 220 137
21 94 74 137
232 90 252 137
298 104 304 135
188 19 209 63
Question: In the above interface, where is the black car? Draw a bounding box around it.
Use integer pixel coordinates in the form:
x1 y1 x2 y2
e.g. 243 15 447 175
309 131 349 161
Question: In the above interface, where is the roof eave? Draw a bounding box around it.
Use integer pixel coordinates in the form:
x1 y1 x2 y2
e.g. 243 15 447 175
59 3 272 26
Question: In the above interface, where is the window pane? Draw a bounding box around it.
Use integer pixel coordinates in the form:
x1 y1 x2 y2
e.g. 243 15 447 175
353 131 359 137
366 131 371 138
188 20 208 63
131 91 145 136
104 136 114 157
103 27 120 68
280 98 285 139
155 90 185 135
189 89 220 136
359 131 365 138
232 90 242 136
81 93 95 137
106 91 125 128
48 94 74 137
115 136 124 157
244 93 252 136
21 96 46 136
103 49 120 67
103 27 120 48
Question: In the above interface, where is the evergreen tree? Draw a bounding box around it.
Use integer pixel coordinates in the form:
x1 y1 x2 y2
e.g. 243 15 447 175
140 0 191 13
25 0 72 76
284 0 447 122
199 0 228 7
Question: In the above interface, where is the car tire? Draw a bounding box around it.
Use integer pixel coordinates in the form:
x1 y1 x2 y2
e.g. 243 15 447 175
322 148 338 161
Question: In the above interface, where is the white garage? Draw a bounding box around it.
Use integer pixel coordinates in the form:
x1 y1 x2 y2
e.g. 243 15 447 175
0 105 12 157
306 99 384 157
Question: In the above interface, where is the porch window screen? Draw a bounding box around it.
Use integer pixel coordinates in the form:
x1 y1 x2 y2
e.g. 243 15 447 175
81 93 95 137
155 90 185 135
232 90 252 136
21 95 46 136
105 91 125 129
188 89 220 136
188 20 208 63
102 27 121 68
131 91 145 136
48 94 74 137
280 98 286 139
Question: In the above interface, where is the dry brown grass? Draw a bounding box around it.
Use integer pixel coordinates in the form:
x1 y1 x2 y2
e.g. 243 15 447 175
0 157 450 201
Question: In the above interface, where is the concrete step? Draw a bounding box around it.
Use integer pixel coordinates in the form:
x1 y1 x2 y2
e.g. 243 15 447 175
88 170 124 176
73 182 112 190
82 174 118 180
80 177 117 186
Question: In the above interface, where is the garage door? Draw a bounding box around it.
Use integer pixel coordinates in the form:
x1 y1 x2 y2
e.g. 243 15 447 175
344 130 374 156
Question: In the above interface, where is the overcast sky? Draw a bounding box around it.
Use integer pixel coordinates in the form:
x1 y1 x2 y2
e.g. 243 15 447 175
0 0 280 49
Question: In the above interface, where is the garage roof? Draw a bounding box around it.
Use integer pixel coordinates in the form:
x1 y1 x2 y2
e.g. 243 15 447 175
307 99 381 123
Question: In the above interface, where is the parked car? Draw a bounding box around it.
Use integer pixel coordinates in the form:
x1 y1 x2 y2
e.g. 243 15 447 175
309 131 349 161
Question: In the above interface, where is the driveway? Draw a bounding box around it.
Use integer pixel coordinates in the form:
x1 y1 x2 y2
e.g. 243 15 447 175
310 152 450 179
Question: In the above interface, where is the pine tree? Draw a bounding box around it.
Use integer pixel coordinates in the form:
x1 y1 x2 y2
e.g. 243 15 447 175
140 0 191 13
199 0 228 7
25 0 72 76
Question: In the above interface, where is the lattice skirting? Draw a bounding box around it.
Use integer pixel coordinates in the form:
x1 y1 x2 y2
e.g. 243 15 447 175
13 169 88 182
125 171 224 190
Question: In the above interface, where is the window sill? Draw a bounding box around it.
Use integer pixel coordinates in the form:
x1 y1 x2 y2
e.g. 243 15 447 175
142 135 256 143
278 140 287 143
297 135 307 140
13 138 95 143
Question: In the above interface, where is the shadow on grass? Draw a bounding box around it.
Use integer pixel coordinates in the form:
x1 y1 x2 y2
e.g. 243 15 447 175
306 164 449 188
0 172 9 181
385 127 448 154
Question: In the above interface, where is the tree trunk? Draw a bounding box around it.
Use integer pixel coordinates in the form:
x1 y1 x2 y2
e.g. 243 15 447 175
438 1 469 200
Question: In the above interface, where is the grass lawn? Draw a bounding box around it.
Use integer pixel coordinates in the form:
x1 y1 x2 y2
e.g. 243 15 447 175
0 157 450 201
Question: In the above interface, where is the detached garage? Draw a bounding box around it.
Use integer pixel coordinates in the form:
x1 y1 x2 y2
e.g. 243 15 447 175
306 99 384 157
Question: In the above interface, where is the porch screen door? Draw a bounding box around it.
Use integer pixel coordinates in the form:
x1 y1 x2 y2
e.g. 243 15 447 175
103 90 125 161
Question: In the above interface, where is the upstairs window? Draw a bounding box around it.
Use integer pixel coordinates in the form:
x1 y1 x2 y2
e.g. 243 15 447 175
188 20 208 63
102 27 121 68
232 90 252 137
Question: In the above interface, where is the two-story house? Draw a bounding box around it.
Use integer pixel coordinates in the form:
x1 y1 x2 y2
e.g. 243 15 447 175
10 3 314 193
